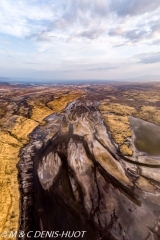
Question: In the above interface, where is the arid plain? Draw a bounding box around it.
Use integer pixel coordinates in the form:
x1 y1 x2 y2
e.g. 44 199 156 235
0 82 160 240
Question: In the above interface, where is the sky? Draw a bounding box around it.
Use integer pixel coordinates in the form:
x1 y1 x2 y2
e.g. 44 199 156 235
0 0 160 81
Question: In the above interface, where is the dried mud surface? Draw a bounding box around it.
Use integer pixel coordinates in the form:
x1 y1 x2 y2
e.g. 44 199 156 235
0 82 160 240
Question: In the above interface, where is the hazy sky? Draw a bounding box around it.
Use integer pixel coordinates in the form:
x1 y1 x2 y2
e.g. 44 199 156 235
0 0 160 81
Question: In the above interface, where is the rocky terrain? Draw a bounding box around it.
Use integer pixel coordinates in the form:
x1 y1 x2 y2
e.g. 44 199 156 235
0 82 160 239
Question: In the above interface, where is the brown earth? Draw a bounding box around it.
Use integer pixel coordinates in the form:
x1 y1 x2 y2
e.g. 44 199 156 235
0 81 160 239
0 84 84 239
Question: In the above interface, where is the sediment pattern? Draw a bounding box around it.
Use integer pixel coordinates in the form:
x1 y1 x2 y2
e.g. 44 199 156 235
0 82 160 240
19 100 160 240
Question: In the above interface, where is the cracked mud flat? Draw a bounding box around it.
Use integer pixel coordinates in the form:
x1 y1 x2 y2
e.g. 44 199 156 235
0 82 160 240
